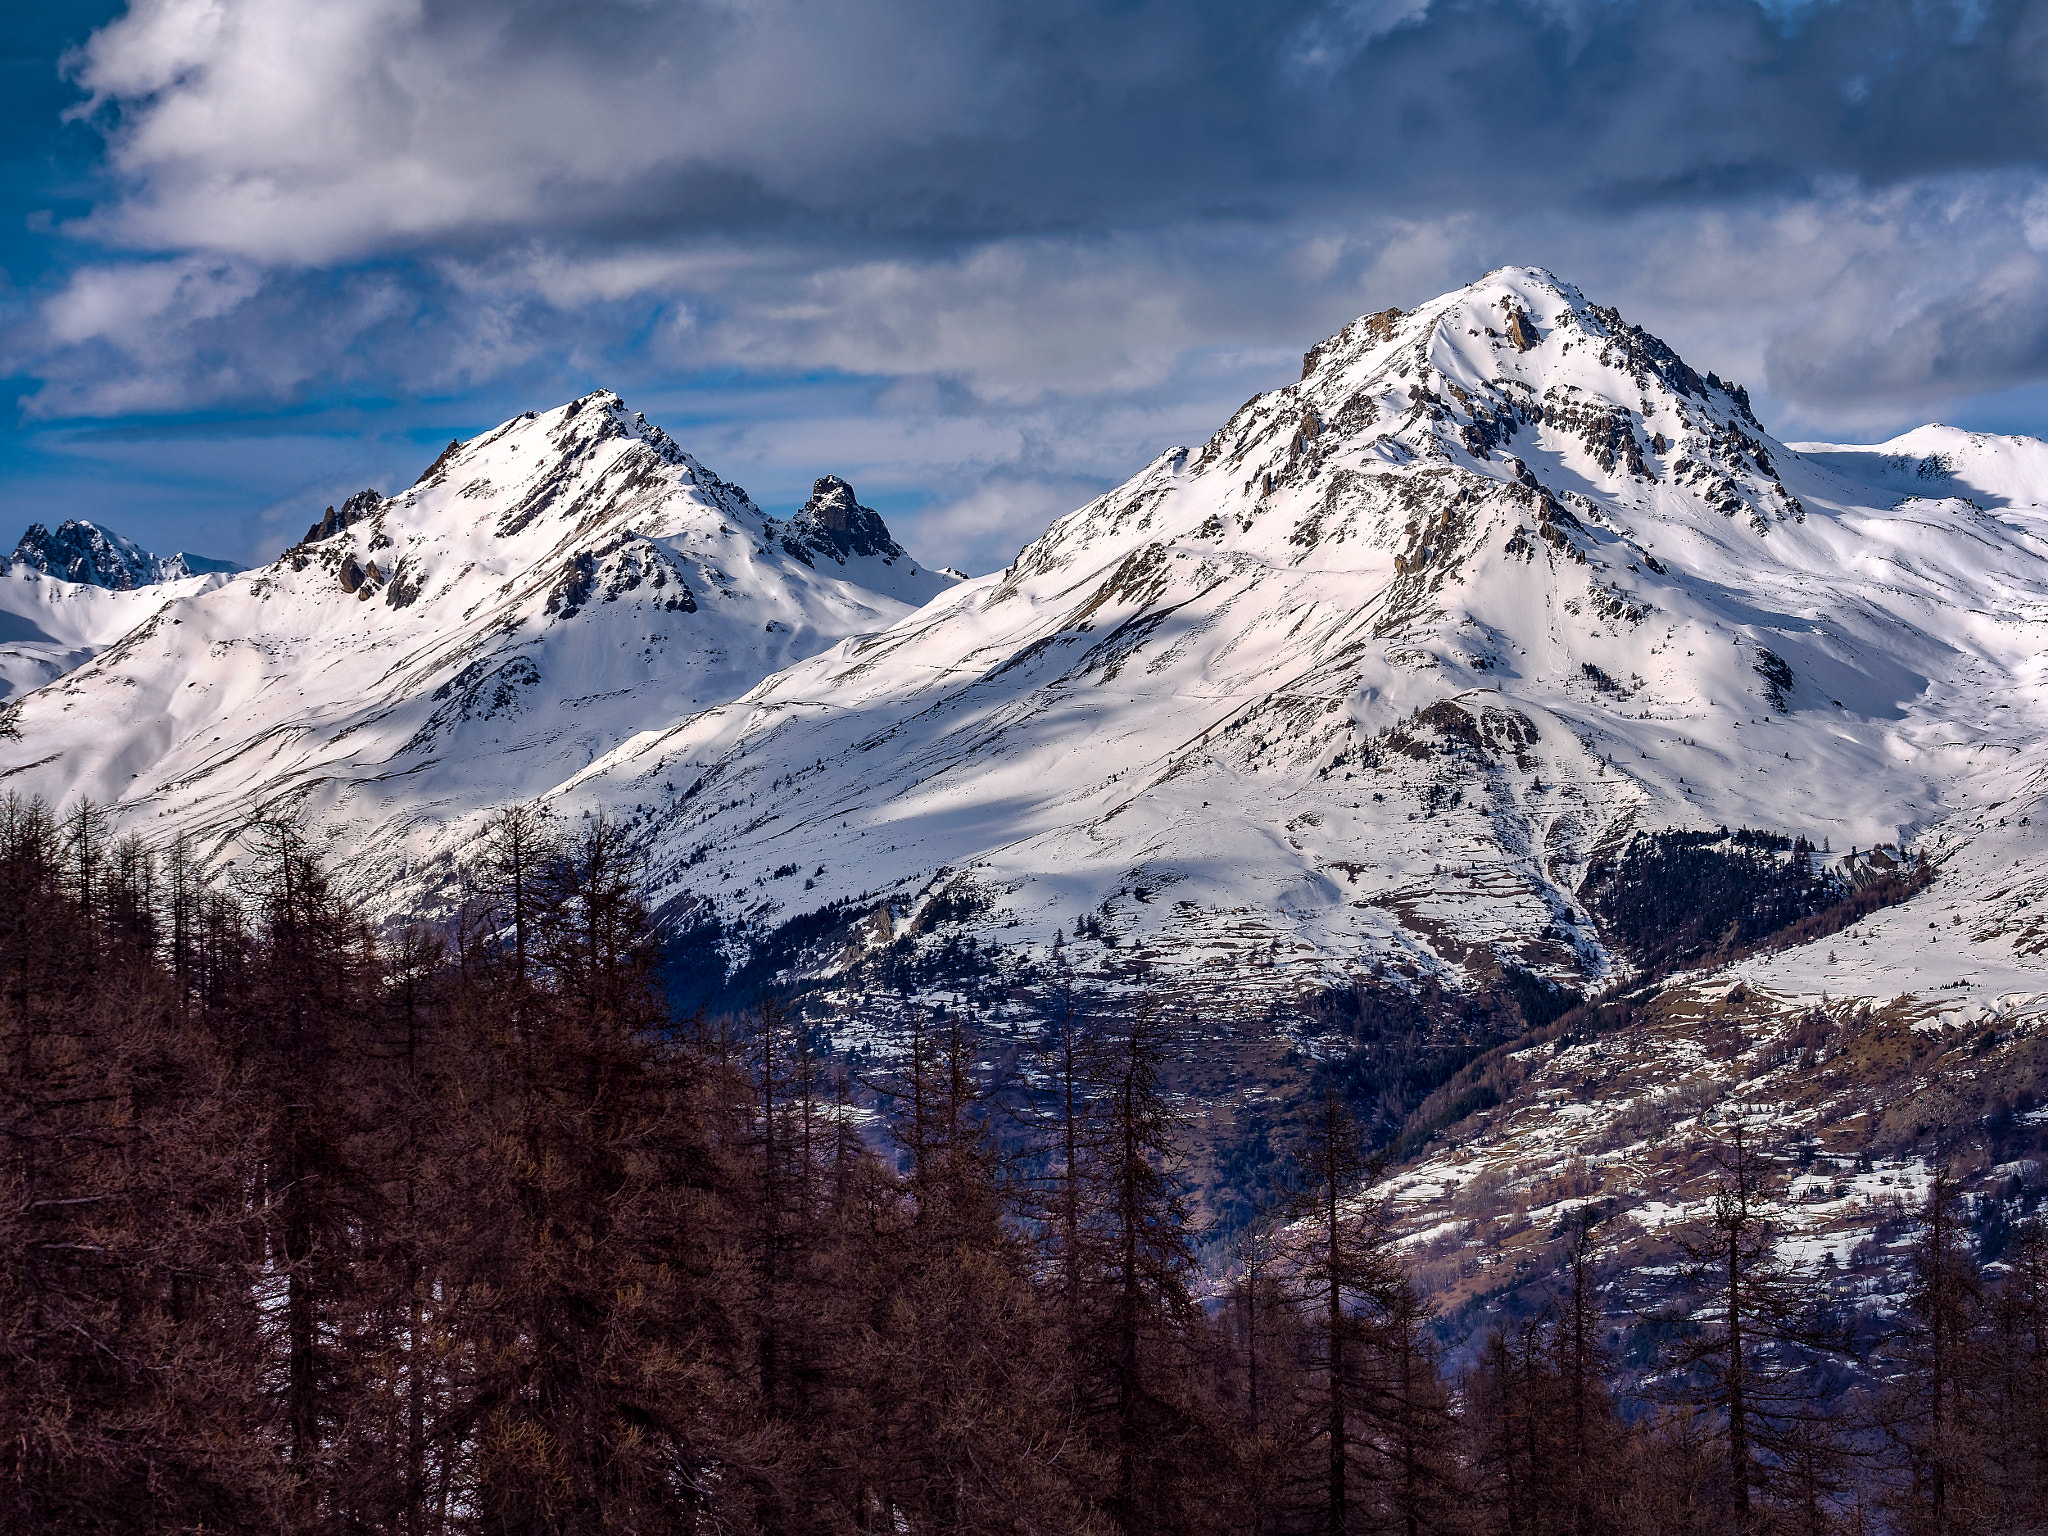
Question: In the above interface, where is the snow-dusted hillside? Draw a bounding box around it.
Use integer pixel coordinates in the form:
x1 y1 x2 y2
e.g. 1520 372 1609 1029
552 269 2048 1011
1349 963 2048 1360
0 569 228 704
0 393 953 899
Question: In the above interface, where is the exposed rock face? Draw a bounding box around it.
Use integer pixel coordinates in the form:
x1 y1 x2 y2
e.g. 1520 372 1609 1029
412 440 463 488
301 489 386 548
779 477 907 567
9 519 237 588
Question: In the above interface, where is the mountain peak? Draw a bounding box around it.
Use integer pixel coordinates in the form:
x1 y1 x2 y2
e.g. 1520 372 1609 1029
1291 265 1741 414
1093 263 1804 581
9 519 238 588
777 476 906 567
0 390 956 918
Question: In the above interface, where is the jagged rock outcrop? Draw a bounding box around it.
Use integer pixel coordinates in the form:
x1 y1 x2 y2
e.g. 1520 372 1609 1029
300 489 386 548
9 519 238 589
777 477 907 568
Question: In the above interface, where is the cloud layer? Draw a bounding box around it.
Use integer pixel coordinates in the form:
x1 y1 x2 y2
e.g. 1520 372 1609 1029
64 0 2048 259
12 0 2048 570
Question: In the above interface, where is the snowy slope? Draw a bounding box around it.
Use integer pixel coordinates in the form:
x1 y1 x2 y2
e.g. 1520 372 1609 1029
551 269 2048 1007
0 566 235 703
1787 423 2048 513
0 392 953 898
0 519 242 702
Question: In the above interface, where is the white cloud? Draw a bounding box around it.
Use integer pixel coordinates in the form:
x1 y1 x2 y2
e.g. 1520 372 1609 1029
41 255 261 346
63 0 1006 264
907 473 1115 574
1285 0 1438 71
12 257 422 418
695 240 1206 401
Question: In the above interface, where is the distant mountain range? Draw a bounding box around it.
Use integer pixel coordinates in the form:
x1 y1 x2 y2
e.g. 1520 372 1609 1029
5 270 2043 1343
548 269 2046 1032
2 275 2041 1035
9 518 239 589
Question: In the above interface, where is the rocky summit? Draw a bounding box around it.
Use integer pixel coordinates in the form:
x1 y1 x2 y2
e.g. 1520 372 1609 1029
0 391 953 909
10 518 237 590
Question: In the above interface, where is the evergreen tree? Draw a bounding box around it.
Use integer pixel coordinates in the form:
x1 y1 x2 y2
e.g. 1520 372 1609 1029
456 811 746 1533
1095 1006 1213 1532
1286 1093 1399 1534
0 795 277 1530
1980 1216 2048 1526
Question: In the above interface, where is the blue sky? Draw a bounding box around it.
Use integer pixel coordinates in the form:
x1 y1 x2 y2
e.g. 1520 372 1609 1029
11 0 2048 573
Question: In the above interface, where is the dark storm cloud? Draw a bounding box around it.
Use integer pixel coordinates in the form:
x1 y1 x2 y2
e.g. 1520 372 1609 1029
60 0 2048 261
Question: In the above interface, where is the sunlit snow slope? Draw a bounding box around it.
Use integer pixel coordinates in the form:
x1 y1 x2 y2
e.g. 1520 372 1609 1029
0 392 953 902
0 566 233 703
555 269 2048 1005
0 519 242 702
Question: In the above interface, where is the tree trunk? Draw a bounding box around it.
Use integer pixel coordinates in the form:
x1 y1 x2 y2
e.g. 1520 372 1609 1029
1328 1170 1347 1536
1727 1214 1748 1524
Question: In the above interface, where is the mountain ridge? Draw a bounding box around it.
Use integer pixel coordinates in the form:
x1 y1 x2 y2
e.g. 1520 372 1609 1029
535 267 2046 1027
1 273 2041 1389
0 390 952 905
0 518 243 703
9 518 240 589
1 274 2042 1043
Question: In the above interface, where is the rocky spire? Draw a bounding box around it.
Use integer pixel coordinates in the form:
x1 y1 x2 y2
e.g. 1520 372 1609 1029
779 476 905 567
299 489 386 548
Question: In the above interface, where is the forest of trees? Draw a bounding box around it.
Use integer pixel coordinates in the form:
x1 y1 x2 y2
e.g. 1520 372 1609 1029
2 793 2043 1534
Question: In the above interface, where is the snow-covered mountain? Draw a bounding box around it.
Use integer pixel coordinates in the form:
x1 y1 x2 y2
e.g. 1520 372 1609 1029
545 269 2048 1015
3 274 2042 1033
0 391 954 902
5 273 2039 1347
9 519 239 589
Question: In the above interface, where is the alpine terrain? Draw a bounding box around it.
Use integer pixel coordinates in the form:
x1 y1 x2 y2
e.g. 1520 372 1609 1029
6 269 2048 1473
541 269 2045 1030
0 393 954 907
5 271 2046 1202
529 267 2048 1342
0 521 241 702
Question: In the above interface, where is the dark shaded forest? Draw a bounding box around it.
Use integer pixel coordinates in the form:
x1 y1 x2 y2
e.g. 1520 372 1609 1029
3 795 2042 1535
1585 829 1845 971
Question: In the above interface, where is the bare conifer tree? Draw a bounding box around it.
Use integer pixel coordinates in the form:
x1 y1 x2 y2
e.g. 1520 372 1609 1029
1659 1119 1849 1531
